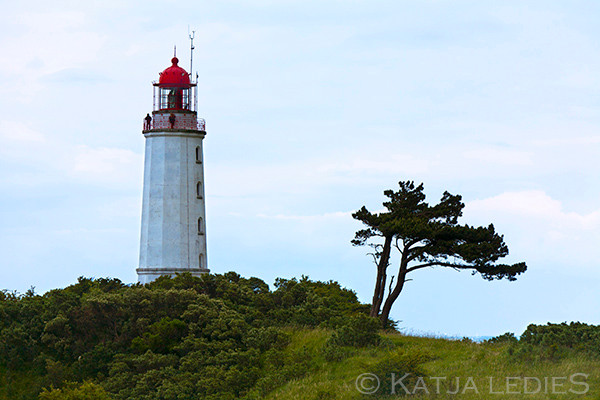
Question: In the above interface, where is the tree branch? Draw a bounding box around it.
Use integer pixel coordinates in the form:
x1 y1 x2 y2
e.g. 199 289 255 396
405 238 424 248
406 261 473 274
367 252 379 265
394 238 403 255
406 246 427 263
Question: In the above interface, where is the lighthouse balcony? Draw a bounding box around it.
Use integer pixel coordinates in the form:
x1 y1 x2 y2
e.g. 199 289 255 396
143 114 206 133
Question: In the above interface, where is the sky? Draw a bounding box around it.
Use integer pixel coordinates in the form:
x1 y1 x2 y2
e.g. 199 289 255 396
1 0 600 337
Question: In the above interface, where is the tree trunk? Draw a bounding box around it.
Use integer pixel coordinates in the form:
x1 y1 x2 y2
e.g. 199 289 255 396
379 255 408 327
369 268 385 317
370 235 392 317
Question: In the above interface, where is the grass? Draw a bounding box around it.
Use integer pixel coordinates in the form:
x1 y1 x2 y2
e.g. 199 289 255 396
265 330 600 400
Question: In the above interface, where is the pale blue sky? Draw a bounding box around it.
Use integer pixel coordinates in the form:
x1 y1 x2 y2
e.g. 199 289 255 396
2 1 600 337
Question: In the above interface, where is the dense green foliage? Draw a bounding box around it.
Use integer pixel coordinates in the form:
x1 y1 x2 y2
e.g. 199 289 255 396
321 314 382 362
486 322 600 363
521 322 600 351
0 273 370 399
39 381 112 399
3 273 599 400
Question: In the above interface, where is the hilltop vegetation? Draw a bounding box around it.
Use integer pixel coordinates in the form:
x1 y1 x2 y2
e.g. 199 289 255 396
263 327 600 399
1 274 599 399
0 273 368 399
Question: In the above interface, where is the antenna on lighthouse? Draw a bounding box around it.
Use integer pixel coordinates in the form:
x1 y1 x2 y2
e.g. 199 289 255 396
195 72 199 111
189 27 196 83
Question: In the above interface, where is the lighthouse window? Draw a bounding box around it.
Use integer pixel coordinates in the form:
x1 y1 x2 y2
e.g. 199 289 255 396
196 182 202 199
158 88 190 110
158 88 171 109
195 146 202 163
167 89 178 108
181 90 190 109
199 253 204 269
198 217 204 235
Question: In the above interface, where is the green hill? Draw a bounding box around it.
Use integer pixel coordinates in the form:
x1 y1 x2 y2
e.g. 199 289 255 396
1 274 599 399
264 329 600 399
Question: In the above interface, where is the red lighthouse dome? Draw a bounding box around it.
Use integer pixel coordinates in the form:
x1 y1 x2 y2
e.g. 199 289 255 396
158 57 190 87
153 56 196 111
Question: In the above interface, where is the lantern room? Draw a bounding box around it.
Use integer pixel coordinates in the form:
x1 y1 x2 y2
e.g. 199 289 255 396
153 57 197 112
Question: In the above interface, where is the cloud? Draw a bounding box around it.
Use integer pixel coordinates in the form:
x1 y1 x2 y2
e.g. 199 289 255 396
0 10 106 102
208 150 431 200
468 190 561 218
71 145 141 178
317 154 430 176
532 136 600 147
467 190 600 229
464 190 600 273
0 121 141 189
462 147 533 166
257 211 351 221
44 68 111 84
0 121 45 143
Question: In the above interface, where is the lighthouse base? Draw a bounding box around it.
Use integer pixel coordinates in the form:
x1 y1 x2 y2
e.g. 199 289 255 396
136 267 210 284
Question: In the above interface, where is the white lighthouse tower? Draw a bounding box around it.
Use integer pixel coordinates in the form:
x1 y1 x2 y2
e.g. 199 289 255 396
137 55 209 284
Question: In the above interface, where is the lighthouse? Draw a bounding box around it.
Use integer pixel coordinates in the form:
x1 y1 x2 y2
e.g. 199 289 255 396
137 56 209 284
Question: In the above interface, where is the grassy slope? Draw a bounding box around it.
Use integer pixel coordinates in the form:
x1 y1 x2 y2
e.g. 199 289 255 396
267 330 600 400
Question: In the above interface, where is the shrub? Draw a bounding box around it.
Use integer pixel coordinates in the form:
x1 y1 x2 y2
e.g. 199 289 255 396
369 348 434 396
520 322 600 358
322 340 350 362
244 327 290 352
38 381 113 400
0 273 371 399
485 332 518 345
329 314 380 347
131 317 187 354
321 314 380 362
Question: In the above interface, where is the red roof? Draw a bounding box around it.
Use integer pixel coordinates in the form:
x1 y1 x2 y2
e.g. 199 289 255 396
158 57 190 87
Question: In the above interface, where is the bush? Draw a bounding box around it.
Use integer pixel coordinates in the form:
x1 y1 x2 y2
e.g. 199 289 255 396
519 322 600 359
0 273 370 399
321 314 380 362
252 346 314 396
38 381 113 400
321 340 350 362
131 317 187 354
329 314 380 347
485 332 518 345
521 322 600 349
244 327 290 352
369 348 434 396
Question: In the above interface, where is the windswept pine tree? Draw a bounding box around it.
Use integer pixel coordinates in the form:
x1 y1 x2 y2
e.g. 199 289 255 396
352 180 527 326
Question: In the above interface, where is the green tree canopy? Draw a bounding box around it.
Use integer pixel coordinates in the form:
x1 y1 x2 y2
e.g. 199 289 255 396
352 180 527 326
0 273 369 399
